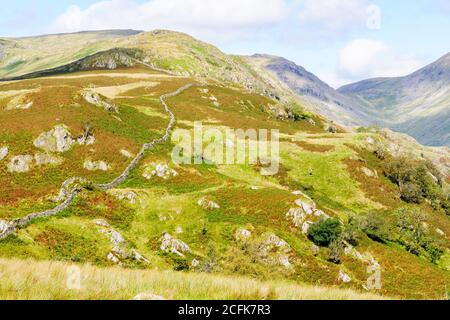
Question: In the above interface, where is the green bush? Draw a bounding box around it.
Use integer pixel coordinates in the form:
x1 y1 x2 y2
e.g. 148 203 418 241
383 156 447 211
308 219 342 246
350 212 389 243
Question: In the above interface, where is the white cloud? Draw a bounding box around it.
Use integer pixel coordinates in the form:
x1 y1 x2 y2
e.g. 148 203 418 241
298 0 374 30
336 39 422 85
52 0 288 41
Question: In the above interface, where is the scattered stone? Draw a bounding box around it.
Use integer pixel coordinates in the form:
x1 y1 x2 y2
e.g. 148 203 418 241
278 256 291 268
338 271 352 283
175 226 183 234
120 149 133 158
107 252 121 264
133 293 166 301
34 125 75 153
366 137 375 144
436 228 446 237
0 147 8 161
311 244 320 256
250 186 260 190
109 190 137 204
235 228 252 241
361 167 376 178
84 160 110 171
191 259 200 268
257 233 292 268
7 155 33 173
291 190 303 196
143 162 178 180
34 153 63 166
77 135 95 146
198 197 220 210
160 232 191 257
308 118 316 126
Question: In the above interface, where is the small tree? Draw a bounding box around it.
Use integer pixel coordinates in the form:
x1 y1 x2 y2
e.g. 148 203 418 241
308 219 342 246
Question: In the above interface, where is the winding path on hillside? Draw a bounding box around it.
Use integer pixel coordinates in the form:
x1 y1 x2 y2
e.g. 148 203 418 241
0 81 195 240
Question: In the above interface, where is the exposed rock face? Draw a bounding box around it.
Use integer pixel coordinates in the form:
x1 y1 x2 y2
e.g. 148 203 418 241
34 153 63 166
0 146 8 161
257 233 292 268
34 125 75 153
160 232 191 257
84 160 110 171
133 293 166 301
82 90 118 113
7 155 33 173
143 162 178 180
95 219 149 265
198 198 220 210
287 198 330 233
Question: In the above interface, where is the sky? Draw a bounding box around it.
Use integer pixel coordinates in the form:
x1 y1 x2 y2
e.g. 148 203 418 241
1 0 449 88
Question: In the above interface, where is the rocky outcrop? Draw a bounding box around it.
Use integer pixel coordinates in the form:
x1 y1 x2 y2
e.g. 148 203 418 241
160 232 191 257
83 160 110 171
198 197 220 210
7 155 33 173
95 219 149 265
0 146 8 161
34 125 75 153
257 233 292 268
82 91 118 113
287 198 329 234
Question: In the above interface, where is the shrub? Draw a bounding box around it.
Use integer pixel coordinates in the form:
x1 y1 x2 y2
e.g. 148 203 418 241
328 237 345 264
308 219 342 246
400 182 423 203
351 212 389 243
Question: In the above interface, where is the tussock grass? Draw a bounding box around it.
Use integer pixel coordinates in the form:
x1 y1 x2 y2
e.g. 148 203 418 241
0 258 387 300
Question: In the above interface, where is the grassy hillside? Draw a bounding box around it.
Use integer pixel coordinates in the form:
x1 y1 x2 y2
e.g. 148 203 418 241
0 31 449 300
0 258 386 300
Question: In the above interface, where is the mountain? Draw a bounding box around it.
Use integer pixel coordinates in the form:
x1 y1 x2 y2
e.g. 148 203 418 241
244 54 375 127
0 30 449 300
339 53 450 147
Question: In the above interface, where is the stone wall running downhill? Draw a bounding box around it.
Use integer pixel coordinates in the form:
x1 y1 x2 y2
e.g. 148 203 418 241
0 80 197 240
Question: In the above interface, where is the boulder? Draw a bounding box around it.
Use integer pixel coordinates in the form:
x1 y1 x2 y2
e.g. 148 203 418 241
34 125 75 153
0 146 8 161
7 155 33 173
120 149 133 158
160 232 191 257
338 271 352 283
84 160 110 171
361 167 376 178
198 197 220 210
235 228 252 241
110 190 137 204
436 228 446 237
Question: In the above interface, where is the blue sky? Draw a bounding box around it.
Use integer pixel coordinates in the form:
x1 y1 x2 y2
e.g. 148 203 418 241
1 0 449 88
